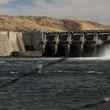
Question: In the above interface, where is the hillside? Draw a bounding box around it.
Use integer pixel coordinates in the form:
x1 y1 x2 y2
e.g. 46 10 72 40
0 15 109 32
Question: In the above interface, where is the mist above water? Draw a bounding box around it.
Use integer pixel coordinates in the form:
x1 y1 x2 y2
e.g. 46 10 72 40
100 44 110 58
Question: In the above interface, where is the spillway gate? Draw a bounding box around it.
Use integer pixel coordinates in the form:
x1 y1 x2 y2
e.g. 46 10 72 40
41 31 110 57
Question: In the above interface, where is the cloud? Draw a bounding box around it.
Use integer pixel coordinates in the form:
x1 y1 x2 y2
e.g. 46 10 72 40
0 0 110 24
43 0 55 4
27 0 110 24
0 0 15 5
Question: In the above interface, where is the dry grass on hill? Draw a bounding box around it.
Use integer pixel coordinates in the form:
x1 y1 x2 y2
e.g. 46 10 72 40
0 15 109 32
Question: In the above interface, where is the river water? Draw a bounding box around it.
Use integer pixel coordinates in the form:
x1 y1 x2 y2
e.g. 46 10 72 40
0 57 110 110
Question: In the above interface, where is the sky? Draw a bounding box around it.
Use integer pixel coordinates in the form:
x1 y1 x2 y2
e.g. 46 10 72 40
0 0 110 24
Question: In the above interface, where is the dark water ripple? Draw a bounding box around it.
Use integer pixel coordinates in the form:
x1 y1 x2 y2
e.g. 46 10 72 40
0 59 110 110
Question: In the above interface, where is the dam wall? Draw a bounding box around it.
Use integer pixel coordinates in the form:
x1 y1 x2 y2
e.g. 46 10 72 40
0 31 42 56
0 31 26 56
0 30 110 57
22 31 42 56
8 32 25 54
0 31 10 56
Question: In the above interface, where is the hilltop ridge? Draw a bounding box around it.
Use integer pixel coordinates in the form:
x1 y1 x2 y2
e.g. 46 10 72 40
0 15 109 32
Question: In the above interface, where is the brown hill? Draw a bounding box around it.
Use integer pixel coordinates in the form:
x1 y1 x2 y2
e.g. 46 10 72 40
0 15 109 32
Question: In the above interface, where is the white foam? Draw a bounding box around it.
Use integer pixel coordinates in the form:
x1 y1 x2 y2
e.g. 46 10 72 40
100 44 110 58
66 57 110 61
1 56 110 61
87 71 95 73
0 61 7 64
104 97 110 102
10 71 18 74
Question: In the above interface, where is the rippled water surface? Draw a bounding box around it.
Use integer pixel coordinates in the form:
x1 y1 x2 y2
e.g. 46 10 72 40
0 58 110 110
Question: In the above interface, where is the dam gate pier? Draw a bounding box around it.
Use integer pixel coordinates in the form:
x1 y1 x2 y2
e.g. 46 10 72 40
41 31 110 57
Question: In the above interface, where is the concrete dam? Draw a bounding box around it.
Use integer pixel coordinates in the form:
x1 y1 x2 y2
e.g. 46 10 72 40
0 30 110 57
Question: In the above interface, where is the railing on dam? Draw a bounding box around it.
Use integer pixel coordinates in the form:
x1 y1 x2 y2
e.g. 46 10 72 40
41 31 110 57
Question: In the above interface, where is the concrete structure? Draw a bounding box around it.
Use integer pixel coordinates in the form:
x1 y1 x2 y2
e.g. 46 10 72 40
42 31 110 57
0 30 110 57
0 31 42 56
0 31 25 56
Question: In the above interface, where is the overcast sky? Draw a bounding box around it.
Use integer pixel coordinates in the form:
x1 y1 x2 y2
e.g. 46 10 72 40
0 0 110 24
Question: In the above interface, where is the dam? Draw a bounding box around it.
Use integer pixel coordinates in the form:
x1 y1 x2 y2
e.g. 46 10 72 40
0 30 110 57
42 31 110 57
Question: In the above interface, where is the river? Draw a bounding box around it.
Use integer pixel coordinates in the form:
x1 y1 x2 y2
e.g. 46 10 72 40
0 57 110 110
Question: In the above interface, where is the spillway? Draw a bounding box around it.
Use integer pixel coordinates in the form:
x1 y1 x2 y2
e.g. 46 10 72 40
42 31 110 57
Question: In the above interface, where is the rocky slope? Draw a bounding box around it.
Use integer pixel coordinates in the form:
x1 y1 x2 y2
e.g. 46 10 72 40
0 15 109 32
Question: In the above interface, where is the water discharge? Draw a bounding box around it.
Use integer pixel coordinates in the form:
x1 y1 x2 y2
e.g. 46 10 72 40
101 44 110 58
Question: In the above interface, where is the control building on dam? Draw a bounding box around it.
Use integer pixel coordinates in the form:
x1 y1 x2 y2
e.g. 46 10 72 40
0 30 110 57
